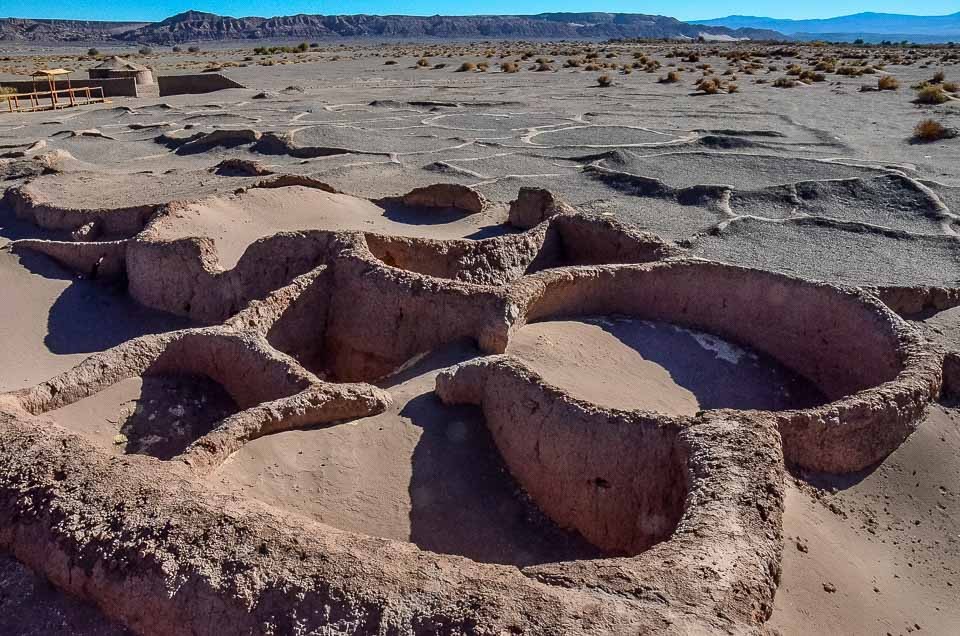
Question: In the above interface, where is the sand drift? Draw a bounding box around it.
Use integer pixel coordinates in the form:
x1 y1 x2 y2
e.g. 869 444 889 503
0 165 945 634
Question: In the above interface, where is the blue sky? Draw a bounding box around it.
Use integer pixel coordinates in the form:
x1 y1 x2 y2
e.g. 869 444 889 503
2 1 958 23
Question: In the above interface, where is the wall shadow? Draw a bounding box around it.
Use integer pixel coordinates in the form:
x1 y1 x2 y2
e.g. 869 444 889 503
11 249 190 355
405 391 605 567
596 317 824 411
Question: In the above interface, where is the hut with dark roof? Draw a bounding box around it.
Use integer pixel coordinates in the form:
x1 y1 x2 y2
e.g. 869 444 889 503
88 56 154 86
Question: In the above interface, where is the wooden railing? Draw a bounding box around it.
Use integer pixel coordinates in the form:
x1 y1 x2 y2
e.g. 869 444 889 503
2 86 106 113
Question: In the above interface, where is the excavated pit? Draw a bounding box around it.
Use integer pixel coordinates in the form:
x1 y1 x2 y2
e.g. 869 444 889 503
48 374 238 460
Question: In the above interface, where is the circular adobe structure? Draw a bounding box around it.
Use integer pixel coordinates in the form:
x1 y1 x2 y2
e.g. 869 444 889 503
494 259 940 473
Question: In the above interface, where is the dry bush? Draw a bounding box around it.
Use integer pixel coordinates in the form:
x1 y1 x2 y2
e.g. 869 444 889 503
915 84 950 104
416 58 430 67
698 78 720 94
457 62 477 72
944 81 959 93
878 75 899 90
477 61 489 71
500 61 519 73
659 70 681 83
933 70 946 83
535 62 552 72
913 118 957 142
727 83 739 93
798 70 826 83
773 77 798 88
597 74 613 87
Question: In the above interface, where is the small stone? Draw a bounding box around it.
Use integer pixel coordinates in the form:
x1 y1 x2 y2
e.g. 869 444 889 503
822 582 837 593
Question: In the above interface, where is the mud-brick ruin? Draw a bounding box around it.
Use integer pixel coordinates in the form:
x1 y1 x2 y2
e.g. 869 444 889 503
0 175 948 634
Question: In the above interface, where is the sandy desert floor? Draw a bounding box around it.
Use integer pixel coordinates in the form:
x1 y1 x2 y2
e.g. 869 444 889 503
0 40 958 635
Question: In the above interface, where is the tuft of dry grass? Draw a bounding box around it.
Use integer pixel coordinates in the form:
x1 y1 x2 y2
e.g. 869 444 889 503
773 77 798 88
727 83 739 93
597 74 613 87
913 118 957 142
457 62 477 72
944 81 959 93
416 58 430 67
500 61 519 73
877 75 899 90
915 84 950 104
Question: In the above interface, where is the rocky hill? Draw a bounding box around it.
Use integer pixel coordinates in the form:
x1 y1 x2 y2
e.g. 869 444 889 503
0 11 784 43
693 11 960 43
0 17 148 42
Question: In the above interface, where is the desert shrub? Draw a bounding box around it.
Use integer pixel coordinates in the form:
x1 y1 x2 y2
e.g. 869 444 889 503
87 48 99 56
188 46 201 53
878 75 899 90
727 83 739 93
798 70 825 83
944 81 959 93
477 61 489 71
659 70 681 83
416 58 430 67
500 61 519 73
933 70 946 83
913 118 957 141
698 78 720 94
773 77 798 88
172 46 182 52
457 62 477 72
597 74 613 87
139 47 153 55
916 84 950 104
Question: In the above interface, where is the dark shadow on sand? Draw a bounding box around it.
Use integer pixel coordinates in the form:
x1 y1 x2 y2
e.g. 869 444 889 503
395 341 606 567
596 318 825 412
119 374 237 460
10 249 191 355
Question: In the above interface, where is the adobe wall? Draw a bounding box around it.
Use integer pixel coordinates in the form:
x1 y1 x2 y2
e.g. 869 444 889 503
0 77 138 98
157 74 246 96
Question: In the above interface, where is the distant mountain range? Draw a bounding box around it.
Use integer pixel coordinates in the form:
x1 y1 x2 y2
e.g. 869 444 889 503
0 11 783 43
692 12 960 43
